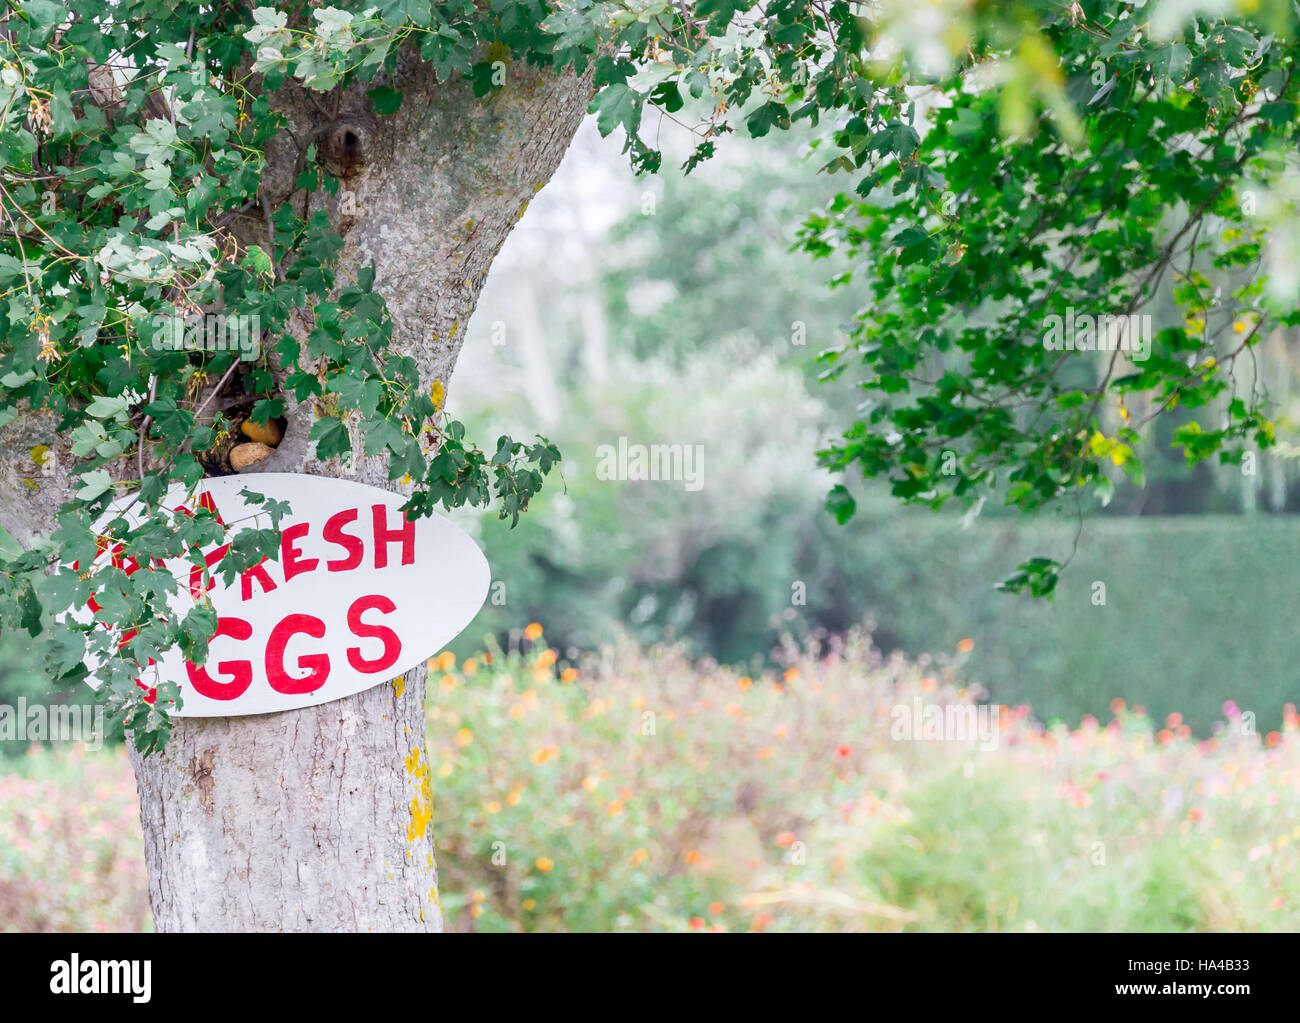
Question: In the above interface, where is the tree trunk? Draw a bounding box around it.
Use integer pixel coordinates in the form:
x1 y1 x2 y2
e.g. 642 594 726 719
0 55 593 931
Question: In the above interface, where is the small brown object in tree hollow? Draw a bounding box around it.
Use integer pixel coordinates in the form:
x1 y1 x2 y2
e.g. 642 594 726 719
240 417 283 446
229 442 274 472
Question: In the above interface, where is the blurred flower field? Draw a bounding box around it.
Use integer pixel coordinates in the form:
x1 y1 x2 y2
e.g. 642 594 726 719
4 627 1300 932
0 746 148 931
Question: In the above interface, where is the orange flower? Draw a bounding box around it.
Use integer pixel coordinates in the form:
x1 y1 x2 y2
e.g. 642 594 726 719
835 744 851 759
524 622 543 641
688 916 705 930
684 850 704 865
630 848 649 866
522 898 536 911
454 728 473 747
1157 729 1173 745
1109 697 1126 715
775 832 796 847
708 901 724 915
750 912 772 932
435 650 456 671
1166 711 1182 728
606 800 625 816
531 745 559 764
537 648 558 669
1266 731 1281 748
535 857 554 872
957 637 975 653
560 667 579 683
462 657 478 676
782 668 800 683
737 676 752 691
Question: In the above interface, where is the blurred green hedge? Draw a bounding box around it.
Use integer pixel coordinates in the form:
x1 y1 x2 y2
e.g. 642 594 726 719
830 509 1297 736
465 494 1299 736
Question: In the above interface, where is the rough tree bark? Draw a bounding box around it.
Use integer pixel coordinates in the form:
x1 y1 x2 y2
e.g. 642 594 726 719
0 54 594 931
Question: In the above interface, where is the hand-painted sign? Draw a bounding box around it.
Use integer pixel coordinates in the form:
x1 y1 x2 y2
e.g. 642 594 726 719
76 474 489 717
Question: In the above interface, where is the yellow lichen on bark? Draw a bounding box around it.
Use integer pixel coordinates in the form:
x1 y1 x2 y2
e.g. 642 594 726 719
404 746 433 842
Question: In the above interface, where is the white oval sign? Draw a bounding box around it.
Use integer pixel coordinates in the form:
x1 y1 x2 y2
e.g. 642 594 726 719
75 474 489 717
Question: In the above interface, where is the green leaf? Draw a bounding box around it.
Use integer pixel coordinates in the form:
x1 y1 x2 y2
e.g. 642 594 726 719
242 244 275 278
75 469 113 501
746 101 790 139
368 86 404 115
590 83 641 137
825 484 856 524
309 416 351 462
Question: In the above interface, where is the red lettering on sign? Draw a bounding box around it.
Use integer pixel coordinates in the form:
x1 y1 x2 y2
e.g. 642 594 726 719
266 613 329 694
280 522 319 582
175 490 226 526
189 542 230 600
371 503 415 568
346 594 402 673
240 558 278 601
84 543 164 613
186 617 255 700
323 508 364 571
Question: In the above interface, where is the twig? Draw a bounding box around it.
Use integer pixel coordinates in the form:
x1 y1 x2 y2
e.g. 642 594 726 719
260 191 286 282
137 374 158 481
192 358 241 421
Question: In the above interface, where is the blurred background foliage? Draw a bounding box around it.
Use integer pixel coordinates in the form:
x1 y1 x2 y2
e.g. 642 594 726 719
444 117 1300 737
6 109 1300 749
